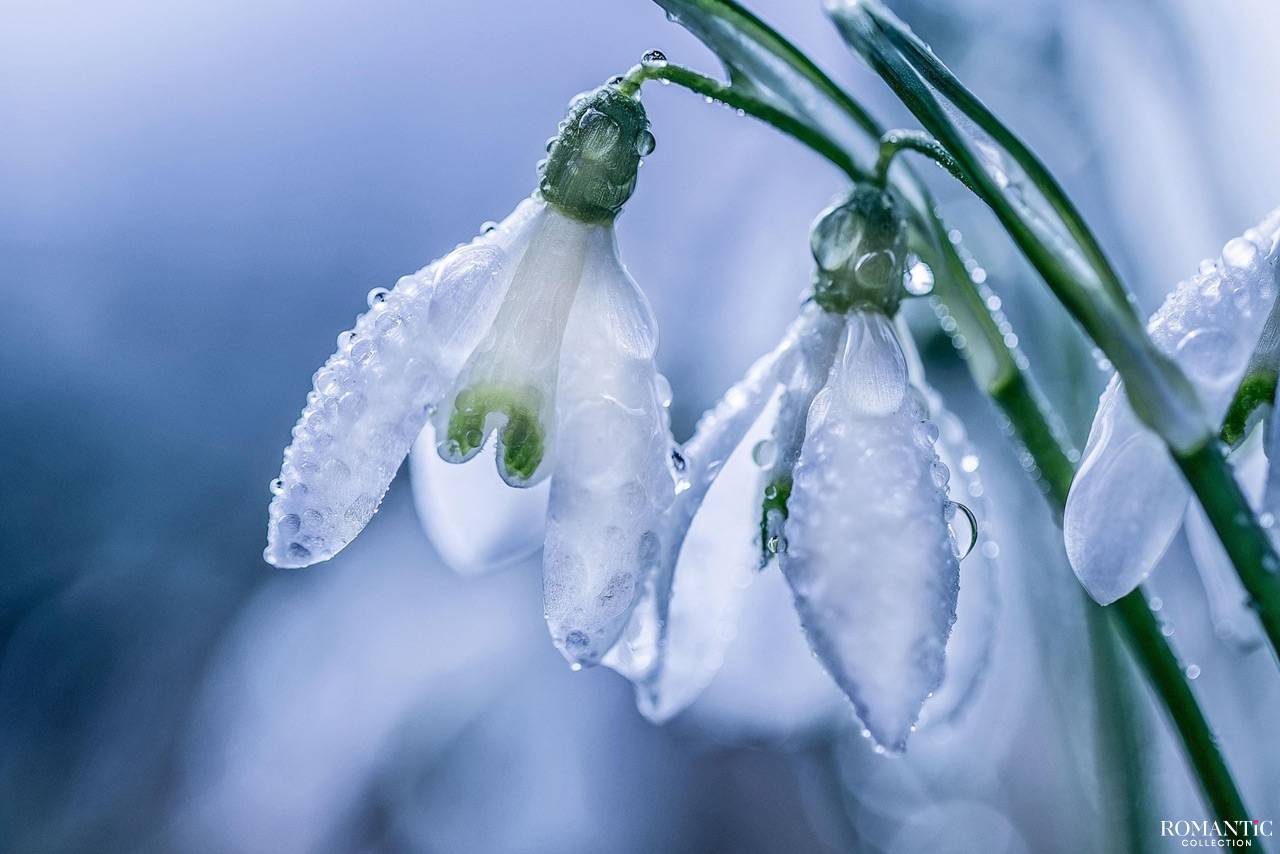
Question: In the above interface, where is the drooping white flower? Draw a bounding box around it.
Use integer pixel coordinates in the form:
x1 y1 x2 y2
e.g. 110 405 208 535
1065 208 1280 605
604 188 968 750
266 83 672 668
781 309 960 752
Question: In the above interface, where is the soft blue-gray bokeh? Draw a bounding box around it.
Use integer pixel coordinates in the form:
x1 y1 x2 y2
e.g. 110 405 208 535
2 0 1277 851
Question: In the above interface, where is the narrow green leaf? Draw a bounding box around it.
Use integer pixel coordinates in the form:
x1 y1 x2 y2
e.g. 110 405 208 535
826 0 1209 451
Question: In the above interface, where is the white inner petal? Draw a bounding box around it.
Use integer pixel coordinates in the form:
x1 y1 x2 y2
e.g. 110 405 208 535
432 207 597 487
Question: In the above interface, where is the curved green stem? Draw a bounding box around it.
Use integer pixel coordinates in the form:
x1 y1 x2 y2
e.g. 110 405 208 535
874 129 973 192
620 62 861 181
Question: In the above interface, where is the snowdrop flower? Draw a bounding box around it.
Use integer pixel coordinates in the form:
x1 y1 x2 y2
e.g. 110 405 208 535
265 82 673 668
1065 208 1280 605
607 187 967 751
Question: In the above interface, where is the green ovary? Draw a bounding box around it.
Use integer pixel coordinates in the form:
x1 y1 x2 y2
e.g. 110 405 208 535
446 384 547 482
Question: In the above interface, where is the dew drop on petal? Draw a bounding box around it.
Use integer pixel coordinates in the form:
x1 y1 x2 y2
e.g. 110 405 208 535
752 438 778 467
269 478 284 496
947 501 978 560
654 373 673 407
366 288 390 309
1223 237 1258 268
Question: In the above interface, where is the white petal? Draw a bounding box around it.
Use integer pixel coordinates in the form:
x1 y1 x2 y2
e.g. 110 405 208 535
781 311 959 752
1065 207 1280 603
681 565 846 739
432 206 598 487
633 389 784 723
920 408 1000 726
265 199 545 567
542 227 674 667
1264 400 1280 535
604 306 833 716
408 423 549 576
1184 499 1265 652
896 319 1001 727
757 304 845 565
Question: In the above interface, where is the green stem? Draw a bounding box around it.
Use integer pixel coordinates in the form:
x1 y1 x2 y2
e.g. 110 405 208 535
620 62 862 181
873 129 973 192
1177 443 1280 656
1114 592 1250 823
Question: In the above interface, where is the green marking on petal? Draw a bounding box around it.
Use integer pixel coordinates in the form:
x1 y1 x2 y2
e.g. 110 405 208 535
759 474 794 564
1221 369 1278 447
446 383 547 482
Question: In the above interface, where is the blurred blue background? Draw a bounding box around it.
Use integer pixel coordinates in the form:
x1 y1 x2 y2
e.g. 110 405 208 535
2 0 1278 851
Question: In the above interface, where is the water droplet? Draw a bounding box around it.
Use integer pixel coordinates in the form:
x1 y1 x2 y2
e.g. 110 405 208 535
480 220 498 234
636 129 656 156
752 439 778 467
670 449 687 472
873 745 886 755
767 535 787 555
641 49 668 68
1185 664 1201 679
607 74 625 87
1149 596 1163 611
931 460 950 488
904 256 935 295
1223 237 1258 268
854 250 895 289
960 453 979 473
569 662 583 672
1198 258 1219 275
269 478 284 495
913 421 940 446
337 330 356 351
654 374 672 407
367 288 390 309
1161 622 1175 637
947 501 978 560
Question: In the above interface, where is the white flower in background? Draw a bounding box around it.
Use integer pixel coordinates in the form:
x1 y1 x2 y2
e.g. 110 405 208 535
604 188 977 751
1065 208 1280 605
266 82 673 668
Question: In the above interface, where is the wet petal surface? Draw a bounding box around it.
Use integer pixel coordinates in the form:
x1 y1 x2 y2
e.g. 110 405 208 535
782 311 959 751
1066 208 1280 602
265 199 545 567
